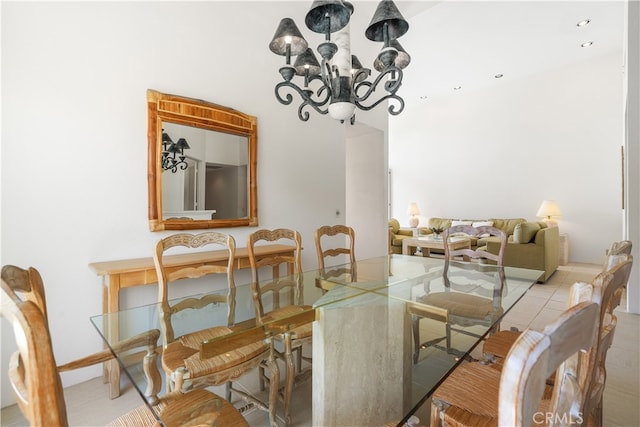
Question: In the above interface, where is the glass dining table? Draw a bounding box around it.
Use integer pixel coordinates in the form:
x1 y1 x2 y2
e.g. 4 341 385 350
91 254 543 427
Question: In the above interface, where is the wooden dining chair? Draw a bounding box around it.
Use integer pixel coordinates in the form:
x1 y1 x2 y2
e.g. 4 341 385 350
412 261 507 362
585 254 633 426
1 265 248 427
314 224 356 291
430 280 601 427
480 254 633 427
483 252 633 364
483 239 632 361
498 298 600 426
247 228 312 427
443 224 508 266
153 232 278 426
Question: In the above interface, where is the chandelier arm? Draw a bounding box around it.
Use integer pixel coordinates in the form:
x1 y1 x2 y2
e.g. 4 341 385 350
353 66 403 102
354 92 405 115
275 80 331 121
352 66 405 115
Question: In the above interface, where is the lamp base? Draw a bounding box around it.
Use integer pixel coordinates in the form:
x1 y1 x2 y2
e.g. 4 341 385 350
542 218 558 228
409 217 419 228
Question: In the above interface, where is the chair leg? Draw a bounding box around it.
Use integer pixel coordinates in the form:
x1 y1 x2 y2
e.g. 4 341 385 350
267 341 280 427
412 315 421 364
171 367 187 393
225 381 232 402
283 334 295 427
296 346 303 373
258 364 266 391
431 400 444 426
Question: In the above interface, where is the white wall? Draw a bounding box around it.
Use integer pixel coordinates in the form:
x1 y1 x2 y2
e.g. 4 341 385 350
1 1 390 407
390 50 624 264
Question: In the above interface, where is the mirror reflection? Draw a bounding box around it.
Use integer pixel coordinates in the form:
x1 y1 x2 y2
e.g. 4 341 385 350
161 122 249 221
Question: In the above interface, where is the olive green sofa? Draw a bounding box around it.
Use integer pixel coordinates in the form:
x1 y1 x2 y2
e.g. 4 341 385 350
418 217 559 282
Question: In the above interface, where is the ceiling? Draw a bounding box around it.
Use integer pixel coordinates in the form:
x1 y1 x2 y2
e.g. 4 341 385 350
344 0 626 103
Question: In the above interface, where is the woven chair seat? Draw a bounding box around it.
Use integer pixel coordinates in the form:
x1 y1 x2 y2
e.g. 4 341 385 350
420 293 500 320
482 329 521 359
163 326 269 377
106 402 158 427
433 362 552 426
265 305 314 340
107 388 248 427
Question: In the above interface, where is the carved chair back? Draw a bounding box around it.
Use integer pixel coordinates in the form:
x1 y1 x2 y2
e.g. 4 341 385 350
499 283 600 426
153 232 236 345
247 228 303 324
314 224 357 287
443 225 507 266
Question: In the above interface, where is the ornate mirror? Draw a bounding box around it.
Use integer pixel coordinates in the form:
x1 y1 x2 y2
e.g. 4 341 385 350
147 89 258 231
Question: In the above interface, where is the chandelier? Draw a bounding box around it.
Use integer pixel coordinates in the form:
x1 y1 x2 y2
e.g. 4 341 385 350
269 0 410 124
161 130 190 173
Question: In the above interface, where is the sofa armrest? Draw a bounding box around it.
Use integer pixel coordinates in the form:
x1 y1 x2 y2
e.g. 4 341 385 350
485 226 559 282
397 229 414 237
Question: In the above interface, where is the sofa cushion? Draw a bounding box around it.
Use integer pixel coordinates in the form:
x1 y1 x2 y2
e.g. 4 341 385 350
490 218 526 235
513 222 541 243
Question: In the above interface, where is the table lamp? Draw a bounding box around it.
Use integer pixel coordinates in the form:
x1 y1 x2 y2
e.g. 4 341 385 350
536 200 562 227
408 203 420 228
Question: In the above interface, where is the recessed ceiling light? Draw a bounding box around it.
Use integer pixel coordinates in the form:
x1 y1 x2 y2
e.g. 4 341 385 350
581 41 594 47
494 74 504 79
453 86 462 90
419 95 428 100
577 19 591 27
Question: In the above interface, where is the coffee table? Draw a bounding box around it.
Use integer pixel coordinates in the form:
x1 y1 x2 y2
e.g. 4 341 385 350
402 235 471 257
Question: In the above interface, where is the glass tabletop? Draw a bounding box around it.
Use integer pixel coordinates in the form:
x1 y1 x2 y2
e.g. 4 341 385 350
91 254 542 426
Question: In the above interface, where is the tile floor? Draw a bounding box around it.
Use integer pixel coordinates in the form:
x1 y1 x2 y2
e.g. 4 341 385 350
1 263 638 426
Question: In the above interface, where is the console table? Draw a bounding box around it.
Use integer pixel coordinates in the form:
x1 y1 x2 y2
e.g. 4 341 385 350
88 243 296 397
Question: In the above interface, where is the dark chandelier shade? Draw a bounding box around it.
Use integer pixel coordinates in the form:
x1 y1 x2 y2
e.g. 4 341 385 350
269 0 411 124
161 130 190 173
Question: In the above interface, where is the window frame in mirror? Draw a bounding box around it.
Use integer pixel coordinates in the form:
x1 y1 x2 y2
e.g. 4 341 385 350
147 89 258 231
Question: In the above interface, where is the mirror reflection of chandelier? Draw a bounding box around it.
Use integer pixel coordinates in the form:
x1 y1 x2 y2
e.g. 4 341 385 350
161 130 190 173
269 0 411 124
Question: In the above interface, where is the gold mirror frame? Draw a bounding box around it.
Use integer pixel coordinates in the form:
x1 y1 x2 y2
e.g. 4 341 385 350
147 89 258 231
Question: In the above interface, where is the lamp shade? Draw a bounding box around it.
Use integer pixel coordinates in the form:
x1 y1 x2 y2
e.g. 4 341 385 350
407 202 420 227
373 39 411 71
269 18 309 56
536 200 562 218
365 0 409 42
305 0 351 35
294 48 321 76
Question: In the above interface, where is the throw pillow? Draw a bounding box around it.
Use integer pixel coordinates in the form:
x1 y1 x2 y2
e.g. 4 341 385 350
472 221 494 237
472 221 494 228
451 220 473 227
513 222 541 244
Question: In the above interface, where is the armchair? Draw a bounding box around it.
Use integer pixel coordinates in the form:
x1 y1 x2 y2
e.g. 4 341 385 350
388 218 414 254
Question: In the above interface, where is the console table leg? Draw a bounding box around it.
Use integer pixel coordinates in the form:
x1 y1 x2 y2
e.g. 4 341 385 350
106 274 122 399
